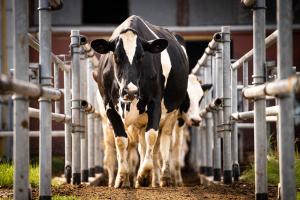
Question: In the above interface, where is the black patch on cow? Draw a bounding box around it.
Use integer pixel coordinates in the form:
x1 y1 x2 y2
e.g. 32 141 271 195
179 93 190 114
177 118 185 127
106 105 127 138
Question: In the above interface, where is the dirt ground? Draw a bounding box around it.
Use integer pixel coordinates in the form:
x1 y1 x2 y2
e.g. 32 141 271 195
1 172 278 200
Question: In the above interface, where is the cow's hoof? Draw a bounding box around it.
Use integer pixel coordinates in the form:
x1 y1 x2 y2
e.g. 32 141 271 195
160 176 171 187
114 173 128 188
175 181 183 187
136 169 152 187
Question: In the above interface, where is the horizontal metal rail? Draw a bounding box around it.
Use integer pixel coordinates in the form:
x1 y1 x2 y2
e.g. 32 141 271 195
231 30 278 70
242 76 300 99
199 98 223 117
28 33 71 71
0 74 62 100
231 105 279 120
29 107 71 123
0 131 64 137
192 32 222 74
80 36 99 67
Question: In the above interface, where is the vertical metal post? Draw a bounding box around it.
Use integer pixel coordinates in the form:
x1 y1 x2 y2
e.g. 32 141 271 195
231 67 240 181
253 0 268 198
205 56 213 176
80 51 88 182
214 43 222 181
221 26 232 184
39 0 52 198
87 58 95 177
277 0 296 199
199 66 207 174
54 62 60 113
12 0 30 198
71 30 81 185
243 62 249 112
64 68 72 183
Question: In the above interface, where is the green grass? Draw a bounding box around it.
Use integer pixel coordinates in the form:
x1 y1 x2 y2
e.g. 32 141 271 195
241 153 300 188
0 163 39 188
0 156 65 188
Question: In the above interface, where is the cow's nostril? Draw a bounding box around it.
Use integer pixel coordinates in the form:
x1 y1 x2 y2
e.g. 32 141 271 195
191 118 201 126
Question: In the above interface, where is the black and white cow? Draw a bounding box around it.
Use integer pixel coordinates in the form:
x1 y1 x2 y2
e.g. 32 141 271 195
91 15 189 188
171 74 212 186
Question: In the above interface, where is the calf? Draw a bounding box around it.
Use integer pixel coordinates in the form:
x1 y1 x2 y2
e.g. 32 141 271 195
91 15 189 188
171 74 212 186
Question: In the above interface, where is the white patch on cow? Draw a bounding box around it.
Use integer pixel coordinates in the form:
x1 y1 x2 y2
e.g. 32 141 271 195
161 50 172 87
119 31 137 65
184 74 204 125
127 82 138 92
142 20 172 87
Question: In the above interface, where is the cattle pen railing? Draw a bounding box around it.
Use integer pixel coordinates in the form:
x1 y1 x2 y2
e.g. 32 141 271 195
0 0 105 199
192 0 297 199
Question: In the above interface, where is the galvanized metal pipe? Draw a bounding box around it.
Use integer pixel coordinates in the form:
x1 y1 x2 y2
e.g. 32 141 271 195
28 33 71 71
231 106 279 120
54 62 61 113
12 0 30 198
71 30 81 185
87 58 95 177
29 107 71 123
199 67 207 174
80 52 88 182
199 98 223 116
243 76 300 99
39 0 53 197
221 26 232 184
0 130 65 137
192 32 222 74
231 30 278 70
231 67 239 181
277 0 296 198
204 56 213 177
243 62 249 111
80 36 100 67
0 74 62 100
64 68 72 184
213 44 222 181
253 1 268 197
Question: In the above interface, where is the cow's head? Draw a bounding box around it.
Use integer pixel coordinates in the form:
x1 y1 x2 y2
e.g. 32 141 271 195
179 74 212 127
91 29 168 103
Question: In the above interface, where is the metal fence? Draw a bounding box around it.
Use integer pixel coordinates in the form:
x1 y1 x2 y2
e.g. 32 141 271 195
0 0 104 199
193 0 297 199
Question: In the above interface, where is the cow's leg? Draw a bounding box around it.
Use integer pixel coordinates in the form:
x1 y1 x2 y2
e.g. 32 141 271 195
103 122 116 187
136 99 161 187
160 110 178 187
152 133 161 187
127 125 139 187
172 124 184 186
106 105 129 188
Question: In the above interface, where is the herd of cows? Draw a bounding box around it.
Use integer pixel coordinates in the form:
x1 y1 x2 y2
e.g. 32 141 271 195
90 15 212 188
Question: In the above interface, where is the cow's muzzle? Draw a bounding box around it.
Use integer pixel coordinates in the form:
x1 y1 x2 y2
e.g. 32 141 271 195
121 87 138 103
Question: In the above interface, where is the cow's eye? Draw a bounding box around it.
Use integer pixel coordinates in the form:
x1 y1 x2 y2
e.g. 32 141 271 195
114 54 121 64
136 54 144 64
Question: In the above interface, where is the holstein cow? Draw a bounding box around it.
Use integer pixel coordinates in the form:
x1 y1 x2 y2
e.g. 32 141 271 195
170 74 212 186
95 91 139 187
91 15 189 188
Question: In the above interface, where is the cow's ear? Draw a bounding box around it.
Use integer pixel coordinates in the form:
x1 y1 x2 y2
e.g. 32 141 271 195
91 39 115 54
201 84 213 92
143 39 168 53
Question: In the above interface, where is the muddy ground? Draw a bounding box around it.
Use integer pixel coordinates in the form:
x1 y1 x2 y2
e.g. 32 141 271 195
1 172 278 200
